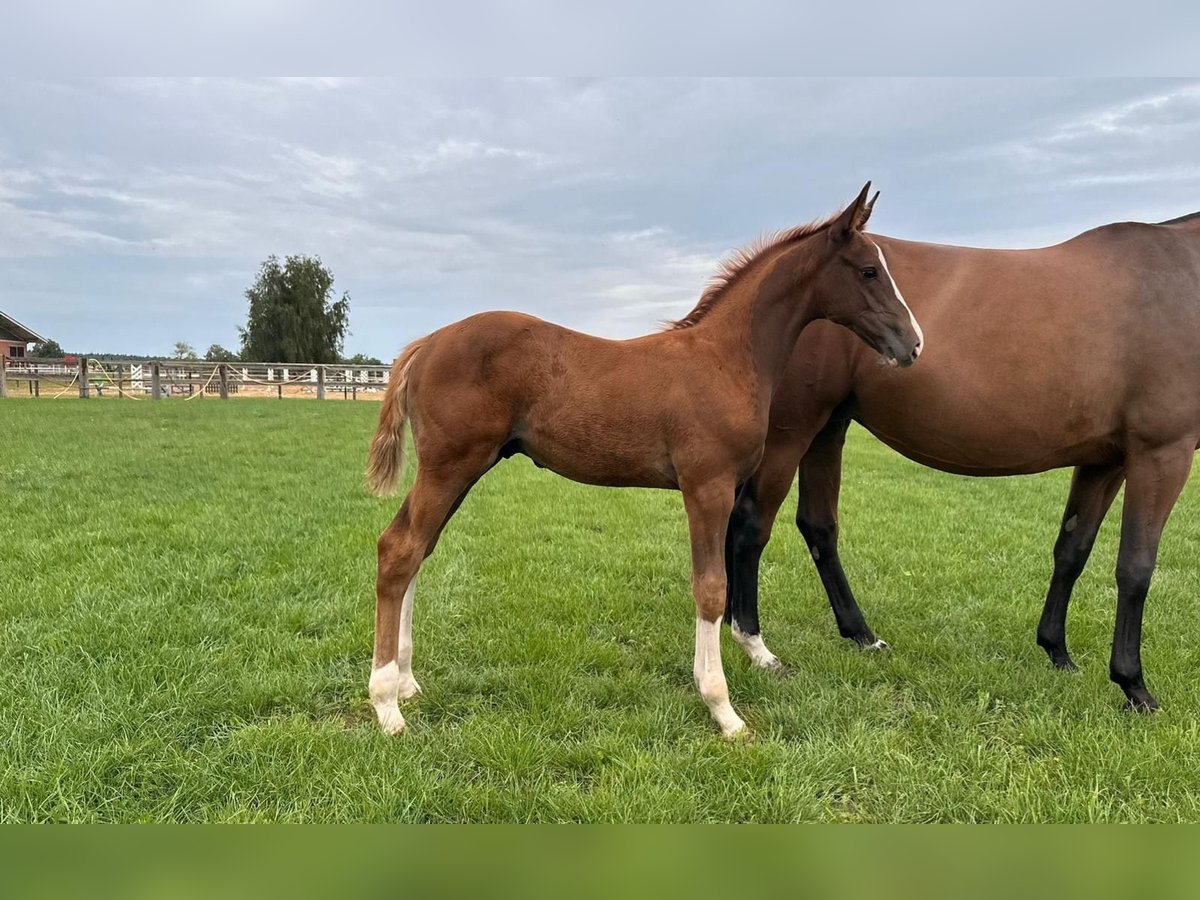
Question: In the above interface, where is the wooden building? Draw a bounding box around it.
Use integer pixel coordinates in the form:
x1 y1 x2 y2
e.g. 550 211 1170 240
0 310 45 359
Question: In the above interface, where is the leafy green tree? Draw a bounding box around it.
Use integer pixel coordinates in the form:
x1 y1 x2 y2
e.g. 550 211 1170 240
31 339 65 358
173 341 198 360
342 353 384 366
238 255 350 363
204 344 240 362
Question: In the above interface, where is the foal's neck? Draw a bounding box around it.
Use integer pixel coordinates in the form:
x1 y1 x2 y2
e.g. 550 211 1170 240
696 239 824 401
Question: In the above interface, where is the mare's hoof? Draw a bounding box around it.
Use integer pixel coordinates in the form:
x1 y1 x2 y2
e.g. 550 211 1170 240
1052 657 1079 672
860 637 889 651
1125 694 1160 714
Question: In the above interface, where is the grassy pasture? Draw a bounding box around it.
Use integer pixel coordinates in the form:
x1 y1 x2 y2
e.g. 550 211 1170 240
2 399 1200 823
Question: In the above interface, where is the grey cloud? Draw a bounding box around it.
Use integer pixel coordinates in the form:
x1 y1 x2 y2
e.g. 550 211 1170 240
0 78 1197 356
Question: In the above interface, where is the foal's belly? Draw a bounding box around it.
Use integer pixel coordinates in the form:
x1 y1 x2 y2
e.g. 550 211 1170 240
514 427 679 489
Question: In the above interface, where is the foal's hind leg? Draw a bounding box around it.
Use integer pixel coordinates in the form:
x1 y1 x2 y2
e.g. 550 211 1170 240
370 456 491 734
1035 463 1124 670
685 477 745 738
1108 441 1194 711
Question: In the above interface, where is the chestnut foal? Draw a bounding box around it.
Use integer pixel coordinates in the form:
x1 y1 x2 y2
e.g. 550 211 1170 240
364 184 922 737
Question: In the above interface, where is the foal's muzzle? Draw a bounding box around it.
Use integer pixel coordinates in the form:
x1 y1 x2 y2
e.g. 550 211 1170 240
879 334 922 368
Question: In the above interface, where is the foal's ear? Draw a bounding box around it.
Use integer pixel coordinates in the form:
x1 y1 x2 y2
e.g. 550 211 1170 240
857 189 880 230
831 181 873 242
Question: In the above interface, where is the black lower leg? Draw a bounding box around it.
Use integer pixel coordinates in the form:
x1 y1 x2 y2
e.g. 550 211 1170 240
1111 559 1158 711
725 482 764 636
1036 536 1093 670
798 518 877 645
1036 464 1123 671
795 418 878 647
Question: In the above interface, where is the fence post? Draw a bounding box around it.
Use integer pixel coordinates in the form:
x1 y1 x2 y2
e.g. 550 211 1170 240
151 362 161 399
0 355 7 399
277 383 282 400
316 365 325 400
33 376 39 397
219 363 229 399
117 364 124 398
79 357 89 399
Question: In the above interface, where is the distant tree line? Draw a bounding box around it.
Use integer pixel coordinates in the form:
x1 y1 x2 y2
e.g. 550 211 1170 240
29 254 385 365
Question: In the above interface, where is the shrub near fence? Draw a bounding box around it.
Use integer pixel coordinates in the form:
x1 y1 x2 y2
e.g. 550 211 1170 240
0 357 391 401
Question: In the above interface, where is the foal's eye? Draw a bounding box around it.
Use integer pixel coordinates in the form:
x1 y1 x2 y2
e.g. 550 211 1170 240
860 266 878 280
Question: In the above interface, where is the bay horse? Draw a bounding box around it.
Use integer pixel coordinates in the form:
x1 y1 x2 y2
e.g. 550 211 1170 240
364 184 923 738
724 210 1200 711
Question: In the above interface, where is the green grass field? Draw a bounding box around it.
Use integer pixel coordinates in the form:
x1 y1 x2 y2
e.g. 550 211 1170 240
3 399 1200 822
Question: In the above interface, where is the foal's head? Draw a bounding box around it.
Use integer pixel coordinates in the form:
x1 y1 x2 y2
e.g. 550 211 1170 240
810 183 923 367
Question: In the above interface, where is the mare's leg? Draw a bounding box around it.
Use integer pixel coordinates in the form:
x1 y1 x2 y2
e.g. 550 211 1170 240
725 432 807 670
684 477 745 738
370 453 492 734
794 418 882 649
1108 441 1194 711
1035 463 1124 670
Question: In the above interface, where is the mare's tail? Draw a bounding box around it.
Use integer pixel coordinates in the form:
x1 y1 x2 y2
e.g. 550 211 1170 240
365 337 428 497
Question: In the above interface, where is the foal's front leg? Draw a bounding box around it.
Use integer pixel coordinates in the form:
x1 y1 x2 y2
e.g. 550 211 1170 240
683 477 746 739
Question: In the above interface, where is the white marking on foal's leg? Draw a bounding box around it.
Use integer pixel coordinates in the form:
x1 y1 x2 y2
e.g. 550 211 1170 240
370 569 422 735
731 621 783 671
396 574 421 699
694 618 746 739
369 661 406 734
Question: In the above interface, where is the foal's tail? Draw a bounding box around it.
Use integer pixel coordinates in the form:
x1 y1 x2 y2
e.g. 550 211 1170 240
366 337 428 497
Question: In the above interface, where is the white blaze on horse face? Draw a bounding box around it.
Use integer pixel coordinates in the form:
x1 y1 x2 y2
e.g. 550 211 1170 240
694 617 746 739
871 240 924 357
731 621 782 670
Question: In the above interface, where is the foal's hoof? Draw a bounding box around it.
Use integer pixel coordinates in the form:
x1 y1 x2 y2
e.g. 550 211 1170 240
1052 656 1079 672
760 657 792 678
860 637 889 651
375 705 407 735
721 719 749 742
397 676 422 700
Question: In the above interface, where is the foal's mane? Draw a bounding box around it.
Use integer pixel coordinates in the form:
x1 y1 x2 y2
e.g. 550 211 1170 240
665 208 844 331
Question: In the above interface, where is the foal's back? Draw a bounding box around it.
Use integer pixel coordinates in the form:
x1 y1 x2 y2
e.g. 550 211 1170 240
405 311 759 488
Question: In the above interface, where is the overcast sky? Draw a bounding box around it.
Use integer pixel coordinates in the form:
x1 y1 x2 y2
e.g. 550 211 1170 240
1 78 1198 358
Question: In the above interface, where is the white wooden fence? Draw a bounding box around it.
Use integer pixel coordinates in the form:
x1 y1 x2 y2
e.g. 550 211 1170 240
0 357 391 400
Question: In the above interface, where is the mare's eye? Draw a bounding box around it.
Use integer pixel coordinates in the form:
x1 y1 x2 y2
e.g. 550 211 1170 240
860 266 878 279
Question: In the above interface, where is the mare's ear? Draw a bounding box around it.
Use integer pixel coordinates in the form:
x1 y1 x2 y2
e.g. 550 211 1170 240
830 181 873 243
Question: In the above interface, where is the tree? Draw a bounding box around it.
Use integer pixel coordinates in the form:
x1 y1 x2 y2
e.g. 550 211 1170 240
342 353 384 366
31 339 65 358
173 341 198 360
204 344 240 362
238 254 350 363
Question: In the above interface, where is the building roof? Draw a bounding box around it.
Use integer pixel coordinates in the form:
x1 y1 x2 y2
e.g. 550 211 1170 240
0 310 46 344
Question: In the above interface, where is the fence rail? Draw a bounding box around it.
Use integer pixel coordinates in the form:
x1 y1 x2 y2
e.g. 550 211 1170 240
0 357 391 400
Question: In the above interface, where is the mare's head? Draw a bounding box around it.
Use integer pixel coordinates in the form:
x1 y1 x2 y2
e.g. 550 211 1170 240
810 182 923 367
